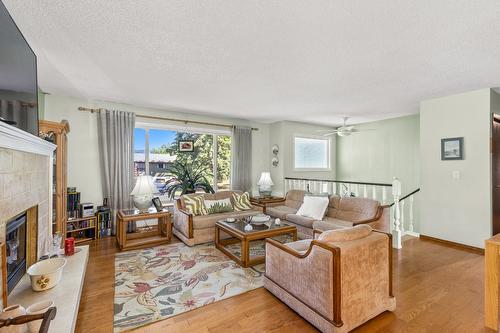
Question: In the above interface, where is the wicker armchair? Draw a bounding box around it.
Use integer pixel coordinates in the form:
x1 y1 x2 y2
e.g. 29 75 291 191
264 227 395 333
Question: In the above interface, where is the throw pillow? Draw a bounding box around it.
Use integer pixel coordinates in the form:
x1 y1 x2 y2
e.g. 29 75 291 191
318 225 372 242
183 195 207 216
204 198 234 214
296 196 329 220
231 192 253 211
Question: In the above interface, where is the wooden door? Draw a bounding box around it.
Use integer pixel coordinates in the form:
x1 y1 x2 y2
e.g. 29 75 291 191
492 115 500 235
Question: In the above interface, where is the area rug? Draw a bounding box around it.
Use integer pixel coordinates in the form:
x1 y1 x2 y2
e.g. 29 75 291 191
114 240 275 332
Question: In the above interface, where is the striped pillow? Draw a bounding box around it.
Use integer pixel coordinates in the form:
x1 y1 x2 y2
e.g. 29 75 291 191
183 195 207 216
231 192 253 211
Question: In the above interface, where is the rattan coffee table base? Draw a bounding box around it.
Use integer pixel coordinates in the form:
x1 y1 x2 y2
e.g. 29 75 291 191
215 221 297 267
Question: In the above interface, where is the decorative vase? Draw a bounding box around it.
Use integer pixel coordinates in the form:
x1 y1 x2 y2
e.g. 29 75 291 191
258 188 272 198
132 194 153 212
26 300 54 333
0 304 27 333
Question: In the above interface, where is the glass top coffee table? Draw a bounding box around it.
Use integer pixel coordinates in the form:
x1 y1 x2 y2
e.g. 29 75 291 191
215 217 297 267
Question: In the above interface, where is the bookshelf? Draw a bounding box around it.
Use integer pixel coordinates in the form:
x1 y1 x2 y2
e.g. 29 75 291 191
67 216 97 244
66 188 98 243
97 208 112 238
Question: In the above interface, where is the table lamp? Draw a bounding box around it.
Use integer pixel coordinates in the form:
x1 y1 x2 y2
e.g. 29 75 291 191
130 175 158 212
257 172 274 197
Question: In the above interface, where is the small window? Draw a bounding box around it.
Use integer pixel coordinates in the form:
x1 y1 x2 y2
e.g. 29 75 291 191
294 136 330 170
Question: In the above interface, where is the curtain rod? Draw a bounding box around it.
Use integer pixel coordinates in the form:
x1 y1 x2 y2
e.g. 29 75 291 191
78 107 258 131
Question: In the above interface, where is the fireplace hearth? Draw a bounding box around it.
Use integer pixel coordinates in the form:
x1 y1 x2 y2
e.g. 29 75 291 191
6 213 27 293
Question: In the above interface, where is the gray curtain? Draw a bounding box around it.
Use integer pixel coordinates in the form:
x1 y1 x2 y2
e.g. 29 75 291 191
231 126 253 192
97 109 135 234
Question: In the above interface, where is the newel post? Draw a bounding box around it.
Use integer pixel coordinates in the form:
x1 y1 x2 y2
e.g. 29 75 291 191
392 177 402 249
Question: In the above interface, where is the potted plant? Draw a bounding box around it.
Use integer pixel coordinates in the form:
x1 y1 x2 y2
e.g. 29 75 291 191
164 161 215 199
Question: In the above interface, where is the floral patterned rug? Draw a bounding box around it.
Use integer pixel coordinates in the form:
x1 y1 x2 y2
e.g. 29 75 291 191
114 241 271 332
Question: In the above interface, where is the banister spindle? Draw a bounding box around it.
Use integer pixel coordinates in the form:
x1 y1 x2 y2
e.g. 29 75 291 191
392 178 402 249
363 184 368 198
400 200 405 234
382 187 387 204
372 185 377 200
409 195 414 233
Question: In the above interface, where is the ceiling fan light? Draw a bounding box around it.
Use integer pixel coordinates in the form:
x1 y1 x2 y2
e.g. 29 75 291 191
337 131 351 137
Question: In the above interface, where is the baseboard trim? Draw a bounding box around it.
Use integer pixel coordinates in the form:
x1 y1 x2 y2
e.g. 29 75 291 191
419 235 484 255
404 231 420 238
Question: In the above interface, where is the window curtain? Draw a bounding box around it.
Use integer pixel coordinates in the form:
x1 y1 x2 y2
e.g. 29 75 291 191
231 126 253 192
97 109 135 234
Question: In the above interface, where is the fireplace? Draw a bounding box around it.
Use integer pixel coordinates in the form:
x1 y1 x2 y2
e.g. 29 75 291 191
6 212 27 293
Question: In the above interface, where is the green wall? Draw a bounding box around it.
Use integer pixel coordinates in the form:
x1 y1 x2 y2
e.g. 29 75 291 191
37 88 45 119
336 114 420 195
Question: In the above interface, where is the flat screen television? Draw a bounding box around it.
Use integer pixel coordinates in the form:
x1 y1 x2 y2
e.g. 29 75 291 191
0 0 38 136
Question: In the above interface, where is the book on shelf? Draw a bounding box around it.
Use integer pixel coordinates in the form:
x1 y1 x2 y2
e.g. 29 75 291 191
97 207 112 238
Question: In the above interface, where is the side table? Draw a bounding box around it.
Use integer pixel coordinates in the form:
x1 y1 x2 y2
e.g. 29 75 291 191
116 208 172 251
250 196 286 214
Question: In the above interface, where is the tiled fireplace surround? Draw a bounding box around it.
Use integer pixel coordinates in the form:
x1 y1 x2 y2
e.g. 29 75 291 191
0 122 55 307
0 148 51 256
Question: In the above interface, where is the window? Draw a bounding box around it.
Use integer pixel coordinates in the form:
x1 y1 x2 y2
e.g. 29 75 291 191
294 135 330 170
133 128 146 177
133 126 232 202
216 135 232 190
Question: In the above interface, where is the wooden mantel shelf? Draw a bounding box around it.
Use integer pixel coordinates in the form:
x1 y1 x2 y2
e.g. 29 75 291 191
0 121 55 156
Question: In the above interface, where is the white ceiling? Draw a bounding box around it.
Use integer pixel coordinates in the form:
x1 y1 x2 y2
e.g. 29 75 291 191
3 0 500 125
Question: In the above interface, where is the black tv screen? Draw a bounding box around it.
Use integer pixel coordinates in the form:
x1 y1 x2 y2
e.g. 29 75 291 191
0 0 38 136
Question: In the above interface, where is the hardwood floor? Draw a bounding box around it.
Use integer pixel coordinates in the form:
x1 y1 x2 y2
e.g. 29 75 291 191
75 236 491 333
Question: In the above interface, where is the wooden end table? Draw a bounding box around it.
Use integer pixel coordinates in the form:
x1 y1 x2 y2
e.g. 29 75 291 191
116 208 172 251
215 218 297 267
250 196 285 214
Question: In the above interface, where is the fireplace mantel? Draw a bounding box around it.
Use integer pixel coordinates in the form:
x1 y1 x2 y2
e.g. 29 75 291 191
0 120 57 309
0 121 55 156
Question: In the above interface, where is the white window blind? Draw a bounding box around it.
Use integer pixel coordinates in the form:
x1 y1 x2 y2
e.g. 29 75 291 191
294 136 330 170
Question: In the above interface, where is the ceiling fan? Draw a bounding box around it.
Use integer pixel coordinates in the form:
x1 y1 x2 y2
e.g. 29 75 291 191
320 117 371 137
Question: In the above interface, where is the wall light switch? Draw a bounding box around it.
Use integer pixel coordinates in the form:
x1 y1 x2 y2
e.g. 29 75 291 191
452 170 460 180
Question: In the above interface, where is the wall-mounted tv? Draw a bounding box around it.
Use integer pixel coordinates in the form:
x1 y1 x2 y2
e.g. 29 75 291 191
0 0 38 136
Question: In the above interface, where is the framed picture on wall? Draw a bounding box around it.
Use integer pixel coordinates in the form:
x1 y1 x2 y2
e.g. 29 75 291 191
441 137 464 160
178 140 194 152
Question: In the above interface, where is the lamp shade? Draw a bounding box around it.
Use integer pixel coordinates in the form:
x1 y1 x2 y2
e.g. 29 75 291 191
130 175 158 196
257 172 274 187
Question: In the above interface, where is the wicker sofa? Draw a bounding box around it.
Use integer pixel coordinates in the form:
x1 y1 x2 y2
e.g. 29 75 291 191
173 190 262 246
266 190 390 239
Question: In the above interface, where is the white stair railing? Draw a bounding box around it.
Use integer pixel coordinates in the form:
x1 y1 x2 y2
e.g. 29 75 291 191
390 182 421 247
392 178 403 249
283 177 420 249
284 177 392 204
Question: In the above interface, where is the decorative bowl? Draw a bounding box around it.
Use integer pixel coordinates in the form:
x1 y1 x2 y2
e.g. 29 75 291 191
250 214 271 224
225 217 236 223
27 258 67 292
